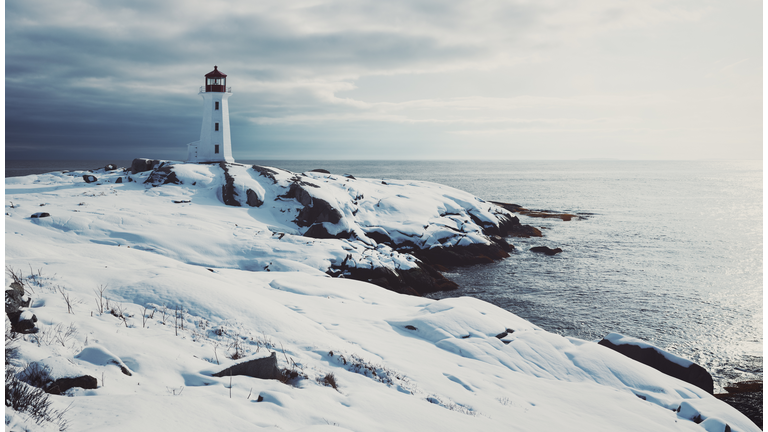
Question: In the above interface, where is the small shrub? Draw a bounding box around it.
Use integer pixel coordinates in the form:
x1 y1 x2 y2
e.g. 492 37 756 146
18 362 51 389
5 366 69 430
319 372 339 390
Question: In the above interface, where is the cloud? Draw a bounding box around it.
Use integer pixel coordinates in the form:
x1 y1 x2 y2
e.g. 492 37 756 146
5 0 760 160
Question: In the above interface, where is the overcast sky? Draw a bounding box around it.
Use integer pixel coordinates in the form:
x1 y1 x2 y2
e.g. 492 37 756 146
5 0 762 161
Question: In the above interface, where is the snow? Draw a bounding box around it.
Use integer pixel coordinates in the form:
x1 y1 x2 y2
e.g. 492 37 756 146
4 163 759 432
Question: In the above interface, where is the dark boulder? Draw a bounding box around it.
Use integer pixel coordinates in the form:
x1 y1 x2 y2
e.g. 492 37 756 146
82 175 97 183
130 158 162 174
414 243 510 267
7 310 38 333
530 246 562 256
46 375 98 395
212 352 283 381
598 334 714 394
104 164 118 171
31 212 50 218
115 177 123 183
365 229 392 245
246 189 263 207
311 169 330 174
303 223 351 240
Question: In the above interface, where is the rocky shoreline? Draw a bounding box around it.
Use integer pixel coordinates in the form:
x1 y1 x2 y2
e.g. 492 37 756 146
715 381 763 429
133 159 550 297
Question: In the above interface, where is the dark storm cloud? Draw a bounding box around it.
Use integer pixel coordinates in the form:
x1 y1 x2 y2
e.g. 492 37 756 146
6 0 510 159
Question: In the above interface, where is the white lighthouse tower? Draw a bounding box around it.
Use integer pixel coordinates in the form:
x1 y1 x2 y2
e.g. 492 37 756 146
187 66 234 163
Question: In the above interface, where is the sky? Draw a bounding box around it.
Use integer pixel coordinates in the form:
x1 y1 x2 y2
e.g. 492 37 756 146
4 0 763 161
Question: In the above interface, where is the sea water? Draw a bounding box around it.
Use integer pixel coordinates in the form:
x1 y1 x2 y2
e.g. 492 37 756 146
7 159 762 391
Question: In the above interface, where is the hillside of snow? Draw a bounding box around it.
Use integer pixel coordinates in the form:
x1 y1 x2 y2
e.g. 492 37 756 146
5 162 758 432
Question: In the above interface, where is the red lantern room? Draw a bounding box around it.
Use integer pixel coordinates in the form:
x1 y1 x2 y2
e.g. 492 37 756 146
205 66 227 92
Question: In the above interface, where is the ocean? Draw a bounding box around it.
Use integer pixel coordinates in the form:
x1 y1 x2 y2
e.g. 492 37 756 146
6 159 763 391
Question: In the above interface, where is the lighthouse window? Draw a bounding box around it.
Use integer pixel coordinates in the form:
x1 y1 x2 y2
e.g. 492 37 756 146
215 101 219 110
215 145 220 154
215 123 219 131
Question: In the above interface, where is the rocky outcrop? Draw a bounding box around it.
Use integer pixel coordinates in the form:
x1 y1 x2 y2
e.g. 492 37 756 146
598 335 714 394
413 242 511 267
212 352 283 381
331 261 458 296
7 310 37 334
530 246 563 256
252 165 279 184
716 381 762 429
6 282 35 334
491 201 584 222
218 162 241 207
136 162 548 296
131 158 163 174
46 376 98 395
246 189 263 207
279 182 343 229
145 165 181 186
83 175 98 183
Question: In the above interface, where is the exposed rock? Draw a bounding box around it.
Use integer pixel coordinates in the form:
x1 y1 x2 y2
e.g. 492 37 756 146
115 177 123 183
7 310 38 333
717 389 762 430
5 282 29 314
219 162 241 207
303 223 349 239
173 200 191 204
145 165 182 187
491 201 583 221
46 375 98 395
311 169 330 174
83 175 97 183
344 174 356 180
212 352 283 381
246 189 264 207
598 335 714 394
104 164 118 171
530 246 563 256
252 165 279 184
31 212 50 218
331 260 458 296
414 243 510 267
279 183 342 228
130 158 163 174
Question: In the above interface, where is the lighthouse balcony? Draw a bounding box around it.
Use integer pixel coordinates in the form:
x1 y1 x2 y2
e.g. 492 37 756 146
200 86 232 93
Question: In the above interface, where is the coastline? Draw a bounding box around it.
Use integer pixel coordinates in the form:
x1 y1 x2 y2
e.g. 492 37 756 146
4 160 760 430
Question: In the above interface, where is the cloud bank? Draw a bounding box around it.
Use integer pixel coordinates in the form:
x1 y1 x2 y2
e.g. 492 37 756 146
5 0 761 160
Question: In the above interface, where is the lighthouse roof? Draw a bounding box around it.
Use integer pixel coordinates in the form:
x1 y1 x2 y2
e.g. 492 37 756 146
205 66 227 78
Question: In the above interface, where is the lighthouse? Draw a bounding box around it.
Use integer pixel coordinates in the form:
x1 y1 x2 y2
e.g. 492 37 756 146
187 66 234 163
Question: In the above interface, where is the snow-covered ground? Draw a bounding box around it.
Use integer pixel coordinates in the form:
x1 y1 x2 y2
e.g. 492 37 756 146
5 163 758 431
